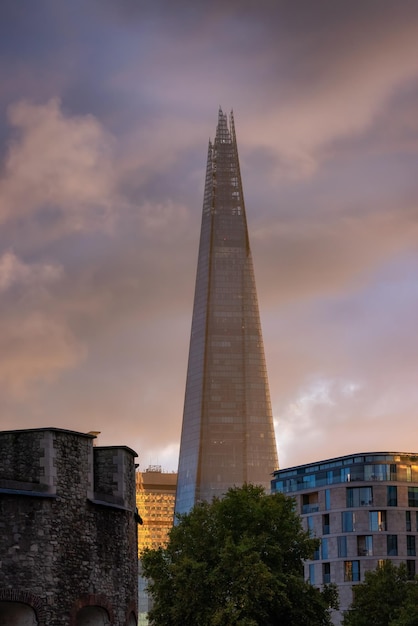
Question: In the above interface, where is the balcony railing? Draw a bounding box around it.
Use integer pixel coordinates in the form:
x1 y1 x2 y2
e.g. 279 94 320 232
302 504 319 514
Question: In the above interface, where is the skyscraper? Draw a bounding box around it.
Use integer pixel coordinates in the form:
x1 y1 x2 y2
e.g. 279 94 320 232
175 109 279 516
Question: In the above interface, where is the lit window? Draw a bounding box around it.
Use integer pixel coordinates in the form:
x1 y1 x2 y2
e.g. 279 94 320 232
369 510 386 531
344 560 360 582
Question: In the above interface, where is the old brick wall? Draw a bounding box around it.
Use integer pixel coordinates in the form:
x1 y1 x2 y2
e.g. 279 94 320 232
0 427 138 625
0 430 44 485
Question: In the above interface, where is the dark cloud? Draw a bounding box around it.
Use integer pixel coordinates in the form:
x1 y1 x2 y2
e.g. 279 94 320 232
0 0 418 471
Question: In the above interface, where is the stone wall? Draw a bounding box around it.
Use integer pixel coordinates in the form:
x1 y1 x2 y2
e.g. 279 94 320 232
0 428 138 625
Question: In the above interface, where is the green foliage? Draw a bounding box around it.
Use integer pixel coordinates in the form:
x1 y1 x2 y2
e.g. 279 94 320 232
392 582 418 626
141 484 338 625
343 560 418 626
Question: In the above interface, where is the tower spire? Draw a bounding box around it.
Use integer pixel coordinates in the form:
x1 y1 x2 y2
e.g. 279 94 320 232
174 110 279 517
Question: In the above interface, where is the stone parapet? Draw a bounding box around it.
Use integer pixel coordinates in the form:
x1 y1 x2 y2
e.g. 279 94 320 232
0 427 138 625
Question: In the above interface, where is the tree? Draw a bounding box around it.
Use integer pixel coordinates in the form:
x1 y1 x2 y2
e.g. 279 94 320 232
141 484 338 625
392 582 418 626
342 560 418 626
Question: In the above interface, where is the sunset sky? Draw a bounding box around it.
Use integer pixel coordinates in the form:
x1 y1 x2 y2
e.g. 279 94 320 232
1 1 418 472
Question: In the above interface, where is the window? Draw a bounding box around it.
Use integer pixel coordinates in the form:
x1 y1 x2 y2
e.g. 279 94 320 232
369 510 387 531
323 562 331 584
347 487 373 507
398 464 412 482
406 511 411 532
416 511 418 532
341 467 351 482
407 535 416 557
303 474 316 488
302 492 319 514
351 465 364 482
357 535 373 556
408 487 418 507
338 536 347 558
306 516 314 535
387 535 398 556
323 514 330 535
342 511 356 532
344 560 360 582
321 538 328 560
387 486 397 506
407 560 416 580
325 489 331 510
313 545 320 560
309 563 315 584
364 464 390 481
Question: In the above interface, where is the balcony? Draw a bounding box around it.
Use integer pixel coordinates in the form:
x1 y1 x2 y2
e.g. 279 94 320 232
358 549 372 557
302 504 319 514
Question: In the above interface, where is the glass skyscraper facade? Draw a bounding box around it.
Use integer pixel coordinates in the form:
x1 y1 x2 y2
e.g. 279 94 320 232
175 109 279 516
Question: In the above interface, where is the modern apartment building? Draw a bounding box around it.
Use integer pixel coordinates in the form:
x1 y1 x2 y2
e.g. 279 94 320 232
272 452 418 624
175 109 278 516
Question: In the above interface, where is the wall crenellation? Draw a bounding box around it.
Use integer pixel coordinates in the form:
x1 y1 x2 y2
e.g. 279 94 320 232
0 427 138 625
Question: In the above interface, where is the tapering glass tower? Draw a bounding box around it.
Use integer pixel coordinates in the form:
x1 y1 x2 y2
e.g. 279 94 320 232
175 109 279 516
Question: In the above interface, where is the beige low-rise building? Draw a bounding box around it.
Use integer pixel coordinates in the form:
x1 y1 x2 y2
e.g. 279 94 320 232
136 466 177 555
136 466 177 626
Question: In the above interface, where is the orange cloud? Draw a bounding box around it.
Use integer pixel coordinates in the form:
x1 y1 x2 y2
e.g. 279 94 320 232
0 251 85 394
0 99 118 231
0 250 61 291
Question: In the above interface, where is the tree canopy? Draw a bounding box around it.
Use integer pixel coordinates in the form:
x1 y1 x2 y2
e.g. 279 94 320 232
342 560 418 626
141 484 338 626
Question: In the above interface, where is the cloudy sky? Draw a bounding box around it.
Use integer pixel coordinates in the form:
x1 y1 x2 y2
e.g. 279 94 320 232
1 1 418 472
